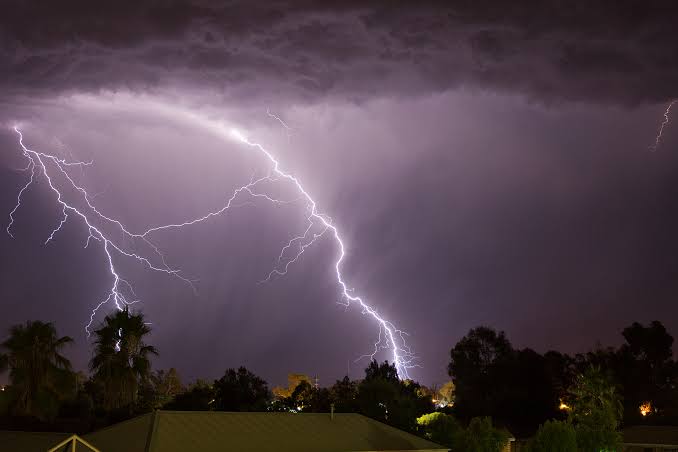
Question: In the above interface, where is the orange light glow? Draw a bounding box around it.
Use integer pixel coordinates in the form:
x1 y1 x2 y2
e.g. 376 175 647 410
640 401 652 417
559 400 570 411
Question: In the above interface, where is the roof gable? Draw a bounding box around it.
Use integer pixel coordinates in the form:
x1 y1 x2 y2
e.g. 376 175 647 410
150 411 445 452
81 411 447 452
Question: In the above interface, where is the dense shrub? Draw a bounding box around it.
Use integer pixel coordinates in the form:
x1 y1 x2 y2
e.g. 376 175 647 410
416 412 461 447
529 420 577 452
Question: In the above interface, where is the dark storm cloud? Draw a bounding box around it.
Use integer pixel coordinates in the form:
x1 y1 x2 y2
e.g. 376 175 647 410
2 0 678 104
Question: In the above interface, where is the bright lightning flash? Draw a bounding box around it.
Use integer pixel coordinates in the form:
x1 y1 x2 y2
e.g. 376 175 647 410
650 99 676 151
7 117 416 379
7 127 193 336
228 128 416 378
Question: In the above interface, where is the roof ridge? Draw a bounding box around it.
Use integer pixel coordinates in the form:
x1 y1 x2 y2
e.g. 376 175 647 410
73 410 447 451
353 414 446 448
144 410 160 452
84 412 154 436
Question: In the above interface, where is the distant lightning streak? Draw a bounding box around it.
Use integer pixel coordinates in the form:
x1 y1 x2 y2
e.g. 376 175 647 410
266 108 293 142
7 107 416 379
650 99 676 151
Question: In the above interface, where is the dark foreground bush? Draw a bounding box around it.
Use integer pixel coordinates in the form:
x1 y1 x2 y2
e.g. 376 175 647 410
529 420 577 452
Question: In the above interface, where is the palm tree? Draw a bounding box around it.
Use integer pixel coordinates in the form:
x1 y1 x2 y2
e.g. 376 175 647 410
89 308 157 411
0 320 73 418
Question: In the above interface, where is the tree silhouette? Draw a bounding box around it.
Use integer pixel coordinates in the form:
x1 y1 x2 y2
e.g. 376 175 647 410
89 309 157 412
213 367 270 411
449 326 513 420
449 326 566 436
329 376 357 412
364 360 399 382
164 379 215 411
356 360 433 432
0 320 73 419
151 368 184 408
617 320 675 423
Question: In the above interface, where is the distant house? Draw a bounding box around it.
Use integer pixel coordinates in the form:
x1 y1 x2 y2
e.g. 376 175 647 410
623 425 678 451
1 411 448 452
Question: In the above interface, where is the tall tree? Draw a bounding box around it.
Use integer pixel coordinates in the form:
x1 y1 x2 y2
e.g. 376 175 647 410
213 367 270 411
622 321 674 364
89 309 157 412
286 380 331 412
357 360 401 422
449 326 559 436
365 360 400 382
543 350 576 409
150 368 184 408
330 376 358 412
449 326 513 420
0 321 73 419
617 321 676 423
356 360 433 432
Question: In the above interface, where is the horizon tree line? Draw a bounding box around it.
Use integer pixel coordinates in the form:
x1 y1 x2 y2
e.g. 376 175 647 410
1 310 676 451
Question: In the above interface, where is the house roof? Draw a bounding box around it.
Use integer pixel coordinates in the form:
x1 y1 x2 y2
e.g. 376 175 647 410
623 425 678 446
79 411 447 452
82 412 155 452
0 430 71 452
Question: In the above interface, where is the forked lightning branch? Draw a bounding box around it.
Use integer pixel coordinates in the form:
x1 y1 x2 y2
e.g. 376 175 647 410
6 111 416 379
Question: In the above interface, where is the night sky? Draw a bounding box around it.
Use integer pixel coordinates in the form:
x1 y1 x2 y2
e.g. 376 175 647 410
2 1 678 388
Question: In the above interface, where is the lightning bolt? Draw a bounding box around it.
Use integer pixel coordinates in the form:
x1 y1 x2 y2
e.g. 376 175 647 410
227 129 416 378
7 127 192 336
7 110 416 379
650 99 676 151
115 327 122 352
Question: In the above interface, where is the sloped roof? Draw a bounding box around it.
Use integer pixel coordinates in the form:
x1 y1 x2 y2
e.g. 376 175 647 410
0 430 71 452
81 412 154 452
80 411 447 452
623 425 678 446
